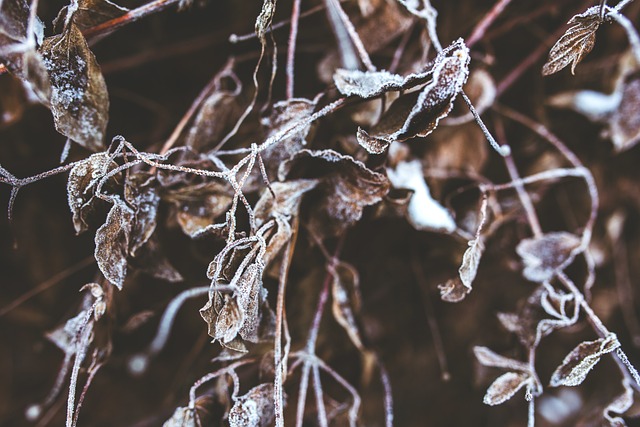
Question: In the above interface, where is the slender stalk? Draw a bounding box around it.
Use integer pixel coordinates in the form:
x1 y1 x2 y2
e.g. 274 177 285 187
286 0 302 99
466 0 514 47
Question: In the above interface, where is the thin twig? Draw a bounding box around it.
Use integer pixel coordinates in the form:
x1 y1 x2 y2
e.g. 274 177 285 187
286 0 302 99
466 0 514 47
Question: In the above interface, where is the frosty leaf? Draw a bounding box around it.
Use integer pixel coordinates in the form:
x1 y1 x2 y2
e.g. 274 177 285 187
483 372 531 406
0 0 50 102
254 180 318 227
131 236 183 282
473 346 529 372
542 6 600 76
459 238 484 290
550 334 621 387
228 383 275 427
163 407 196 427
604 380 634 427
260 98 318 175
47 310 93 356
40 23 109 151
167 181 233 239
95 199 134 289
357 39 470 147
124 173 160 256
55 0 129 32
67 152 111 234
279 149 390 235
331 262 364 350
610 71 640 152
516 232 582 283
386 159 456 232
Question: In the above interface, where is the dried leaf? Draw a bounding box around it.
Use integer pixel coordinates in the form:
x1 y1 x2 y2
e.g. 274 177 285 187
438 277 468 303
124 173 160 256
542 6 600 76
131 236 183 282
95 199 134 289
357 39 470 148
610 71 640 152
55 0 129 32
228 383 275 427
331 262 364 350
279 149 390 235
550 334 620 387
0 0 50 102
516 232 582 283
604 380 634 427
483 372 531 406
459 237 484 288
40 22 109 151
386 159 456 232
47 310 93 356
67 152 111 234
473 346 529 372
163 407 196 427
334 68 417 99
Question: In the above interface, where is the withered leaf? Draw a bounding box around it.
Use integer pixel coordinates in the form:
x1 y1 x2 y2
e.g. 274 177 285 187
132 235 183 282
610 71 640 152
55 0 129 32
95 199 134 289
228 383 275 427
163 407 196 427
550 334 620 387
604 380 634 427
386 159 456 232
0 0 50 102
542 6 600 76
47 309 93 356
331 262 364 350
516 232 582 283
279 149 390 235
334 69 413 99
357 39 470 150
459 238 484 289
67 151 111 234
124 173 160 256
40 22 109 151
473 346 529 372
483 372 531 406
438 277 469 303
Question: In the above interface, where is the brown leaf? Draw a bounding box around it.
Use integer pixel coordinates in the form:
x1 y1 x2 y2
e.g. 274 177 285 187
67 152 112 234
40 22 109 151
357 39 470 148
55 0 129 32
131 235 183 282
0 0 50 102
47 309 93 356
163 407 196 427
516 232 582 283
331 262 364 350
279 149 390 235
95 199 134 289
542 7 600 76
610 71 640 152
550 334 620 387
483 372 531 406
125 173 160 256
438 277 469 303
228 383 275 427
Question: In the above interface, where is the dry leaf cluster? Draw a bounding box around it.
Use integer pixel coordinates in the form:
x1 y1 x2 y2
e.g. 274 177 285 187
2 0 640 426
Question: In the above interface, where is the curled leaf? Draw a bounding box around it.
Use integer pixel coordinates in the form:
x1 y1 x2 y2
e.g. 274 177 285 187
228 383 275 427
483 372 532 406
95 199 134 289
124 173 160 256
40 22 109 151
550 334 620 387
542 6 600 76
67 151 111 234
279 149 390 235
55 0 129 32
516 231 582 283
357 39 470 149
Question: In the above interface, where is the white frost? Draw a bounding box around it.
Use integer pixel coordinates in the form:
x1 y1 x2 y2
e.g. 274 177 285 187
387 160 456 232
